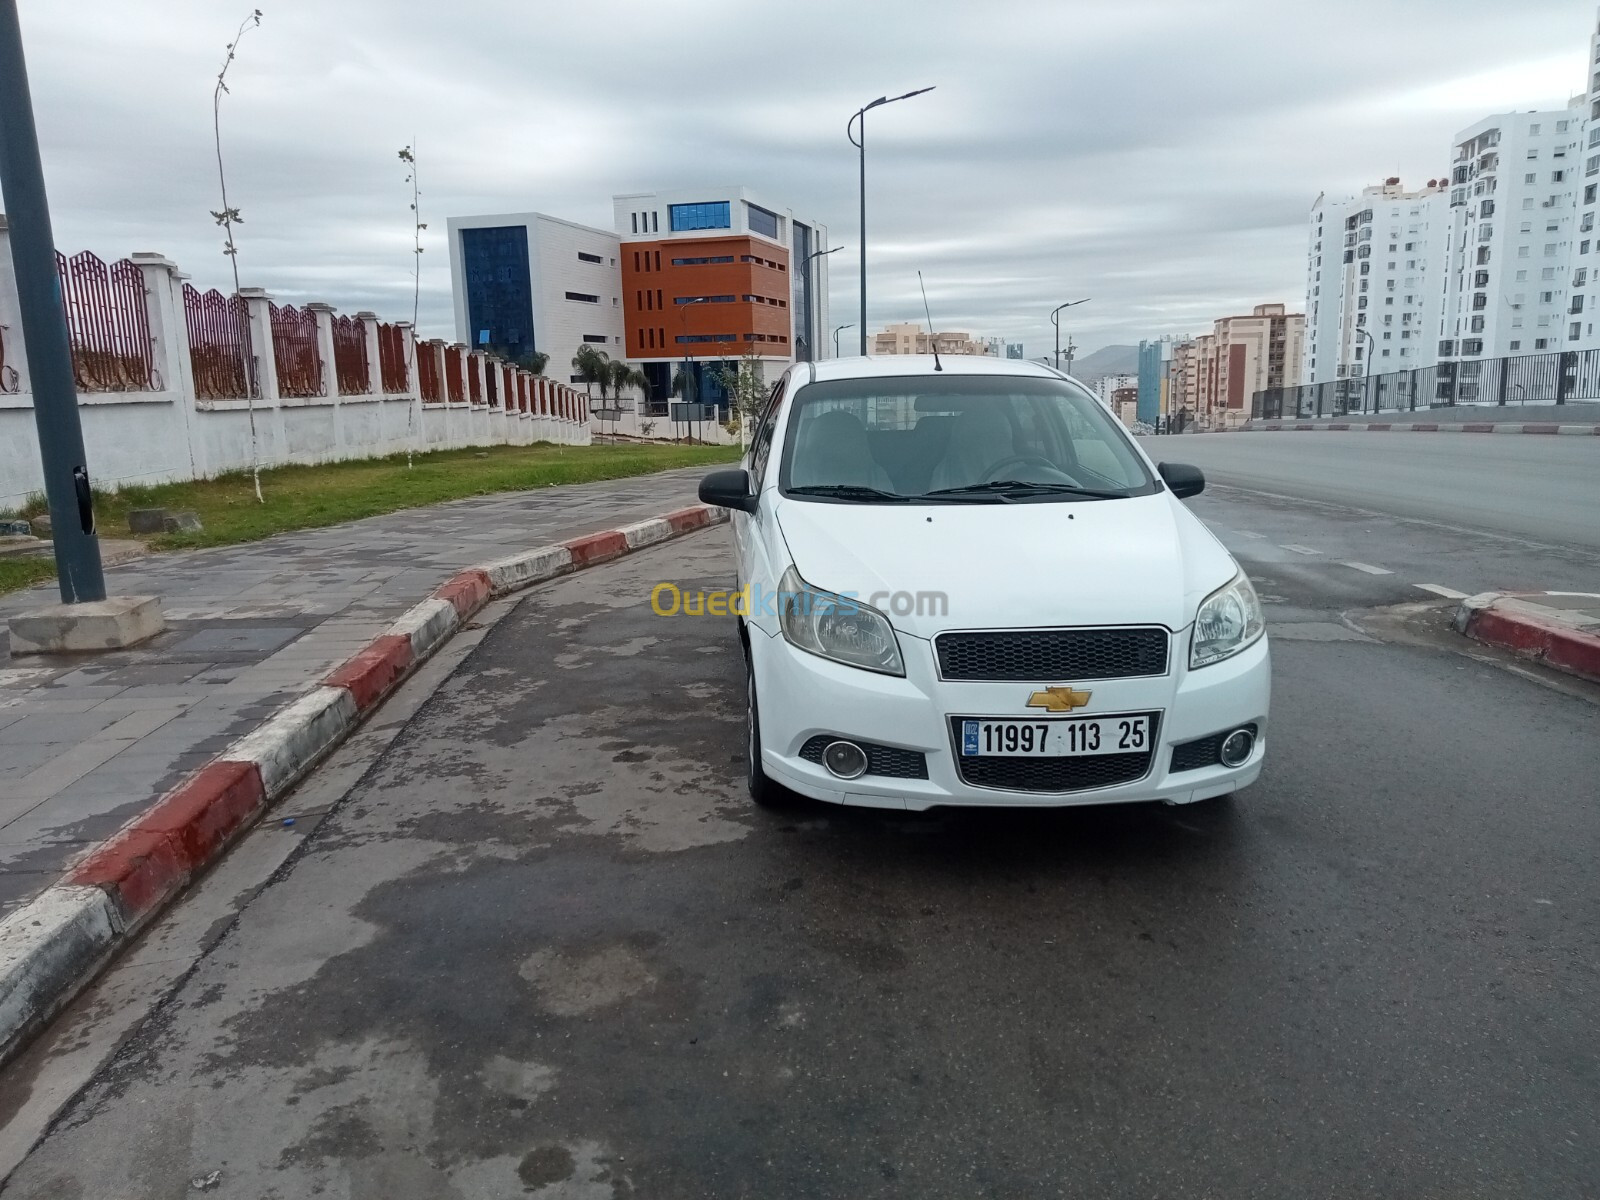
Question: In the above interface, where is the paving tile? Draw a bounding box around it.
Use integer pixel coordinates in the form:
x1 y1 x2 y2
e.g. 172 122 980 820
3 738 139 808
0 711 128 746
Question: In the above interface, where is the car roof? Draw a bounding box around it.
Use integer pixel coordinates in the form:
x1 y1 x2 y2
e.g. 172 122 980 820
802 355 1068 384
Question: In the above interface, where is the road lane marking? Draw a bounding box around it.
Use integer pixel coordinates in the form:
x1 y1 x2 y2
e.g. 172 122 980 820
1415 584 1468 599
1237 531 1266 539
1342 561 1394 575
1280 544 1321 555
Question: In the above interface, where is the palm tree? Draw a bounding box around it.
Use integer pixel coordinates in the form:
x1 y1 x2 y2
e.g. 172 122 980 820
572 344 609 405
521 350 549 376
604 359 649 437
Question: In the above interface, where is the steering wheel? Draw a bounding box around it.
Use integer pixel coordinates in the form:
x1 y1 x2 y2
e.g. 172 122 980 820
982 454 1079 485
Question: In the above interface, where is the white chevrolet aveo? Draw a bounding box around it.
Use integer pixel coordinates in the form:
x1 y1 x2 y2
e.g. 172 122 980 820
698 355 1269 811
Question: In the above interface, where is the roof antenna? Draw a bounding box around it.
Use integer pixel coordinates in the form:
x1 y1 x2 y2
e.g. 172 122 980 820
918 270 943 372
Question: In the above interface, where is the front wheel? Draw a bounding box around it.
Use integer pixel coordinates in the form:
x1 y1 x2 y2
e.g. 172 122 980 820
745 654 784 808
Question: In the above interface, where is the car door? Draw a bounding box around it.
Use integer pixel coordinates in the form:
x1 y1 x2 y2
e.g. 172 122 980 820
736 373 789 636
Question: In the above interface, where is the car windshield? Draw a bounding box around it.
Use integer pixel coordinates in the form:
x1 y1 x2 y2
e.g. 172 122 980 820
777 374 1157 502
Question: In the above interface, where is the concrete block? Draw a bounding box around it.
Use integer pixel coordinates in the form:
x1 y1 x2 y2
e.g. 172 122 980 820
0 521 30 537
161 511 202 533
8 597 165 657
0 885 122 1063
126 509 168 535
226 686 358 798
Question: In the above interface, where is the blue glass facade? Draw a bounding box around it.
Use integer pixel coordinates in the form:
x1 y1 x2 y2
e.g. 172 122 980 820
792 221 813 360
748 203 780 239
669 202 731 232
1137 340 1162 424
461 226 535 355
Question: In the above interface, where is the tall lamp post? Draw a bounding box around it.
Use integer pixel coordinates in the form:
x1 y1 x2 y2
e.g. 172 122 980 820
796 244 843 361
848 86 935 356
1355 326 1376 415
1050 299 1090 374
833 324 854 357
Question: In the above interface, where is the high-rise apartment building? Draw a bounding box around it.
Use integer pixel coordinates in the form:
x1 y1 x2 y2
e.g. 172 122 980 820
1303 179 1447 385
1439 105 1583 376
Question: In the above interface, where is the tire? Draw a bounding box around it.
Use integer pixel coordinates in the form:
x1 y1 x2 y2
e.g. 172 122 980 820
745 653 784 808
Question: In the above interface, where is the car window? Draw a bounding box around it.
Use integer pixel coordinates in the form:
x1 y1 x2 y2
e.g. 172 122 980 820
777 374 1156 502
749 375 787 490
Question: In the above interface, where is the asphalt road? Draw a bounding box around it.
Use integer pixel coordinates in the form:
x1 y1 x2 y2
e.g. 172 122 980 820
1139 431 1600 551
7 482 1598 1198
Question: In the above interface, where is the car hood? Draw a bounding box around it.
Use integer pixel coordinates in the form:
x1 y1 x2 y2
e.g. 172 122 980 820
773 493 1237 639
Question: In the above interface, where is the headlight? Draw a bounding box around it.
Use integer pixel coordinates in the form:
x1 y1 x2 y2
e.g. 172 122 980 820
1190 572 1265 668
778 565 904 676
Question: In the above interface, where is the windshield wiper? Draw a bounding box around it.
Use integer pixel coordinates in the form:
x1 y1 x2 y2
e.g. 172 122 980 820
787 484 912 502
922 479 1131 500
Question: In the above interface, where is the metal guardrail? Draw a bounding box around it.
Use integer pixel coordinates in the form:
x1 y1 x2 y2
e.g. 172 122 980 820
1254 348 1600 419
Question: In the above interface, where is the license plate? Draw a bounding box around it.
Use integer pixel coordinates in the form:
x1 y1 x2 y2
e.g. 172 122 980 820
960 716 1150 757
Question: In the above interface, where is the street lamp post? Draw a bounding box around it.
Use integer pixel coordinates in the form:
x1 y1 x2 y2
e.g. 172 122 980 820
1355 326 1376 414
1050 299 1090 373
797 245 843 361
833 324 854 358
848 86 935 356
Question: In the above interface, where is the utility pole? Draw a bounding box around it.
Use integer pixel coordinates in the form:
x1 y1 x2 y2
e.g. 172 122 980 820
0 0 104 604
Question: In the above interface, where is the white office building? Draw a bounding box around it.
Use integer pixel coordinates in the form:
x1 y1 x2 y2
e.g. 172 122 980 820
446 211 625 390
1566 12 1600 347
1303 179 1447 385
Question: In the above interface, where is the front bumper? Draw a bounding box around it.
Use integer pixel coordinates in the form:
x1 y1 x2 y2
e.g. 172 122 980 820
750 625 1270 811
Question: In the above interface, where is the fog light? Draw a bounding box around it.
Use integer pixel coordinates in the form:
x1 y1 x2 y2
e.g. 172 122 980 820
1219 728 1255 767
822 740 869 779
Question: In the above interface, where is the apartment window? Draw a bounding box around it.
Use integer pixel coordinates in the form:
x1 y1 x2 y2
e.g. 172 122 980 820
1520 221 1533 233
1589 154 1600 176
1476 247 1492 265
1438 339 1456 356
1571 321 1584 340
1382 331 1392 340
1530 123 1542 135
1469 316 1485 333
1553 170 1567 182
1384 296 1394 305
668 201 731 232
1473 270 1490 286
1388 243 1397 252
1471 293 1488 310
581 333 607 343
1576 268 1589 287
565 291 599 303
630 213 638 235
1523 197 1536 209
1527 150 1538 161
1584 213 1596 232
1360 279 1369 293
632 251 640 272
1574 295 1587 314
671 255 735 266
1462 339 1483 355
1542 290 1556 302
1588 185 1598 204
1515 269 1528 281
1518 245 1531 258
1536 337 1550 349
1388 261 1397 269
1510 340 1521 351
1585 240 1593 255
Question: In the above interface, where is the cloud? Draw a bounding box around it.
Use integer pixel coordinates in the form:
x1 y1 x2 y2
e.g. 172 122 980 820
11 0 1599 357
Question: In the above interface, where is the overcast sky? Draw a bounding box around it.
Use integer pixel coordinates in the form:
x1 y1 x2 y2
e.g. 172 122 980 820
12 0 1599 358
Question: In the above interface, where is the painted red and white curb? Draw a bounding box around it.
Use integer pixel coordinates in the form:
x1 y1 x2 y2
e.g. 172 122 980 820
1454 592 1600 684
1239 421 1600 435
0 503 727 1062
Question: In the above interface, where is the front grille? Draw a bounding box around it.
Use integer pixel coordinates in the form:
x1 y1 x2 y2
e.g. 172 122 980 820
1170 724 1258 773
935 627 1169 682
948 715 1159 793
799 736 929 780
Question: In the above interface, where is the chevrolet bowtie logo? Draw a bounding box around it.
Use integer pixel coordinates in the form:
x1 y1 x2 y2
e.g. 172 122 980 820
1026 686 1092 713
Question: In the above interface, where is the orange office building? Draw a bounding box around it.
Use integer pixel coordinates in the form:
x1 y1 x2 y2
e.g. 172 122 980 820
613 187 831 408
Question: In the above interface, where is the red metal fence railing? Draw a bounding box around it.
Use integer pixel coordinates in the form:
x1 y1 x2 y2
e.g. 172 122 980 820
55 251 155 391
183 284 254 400
418 342 441 402
332 314 370 395
444 345 464 404
468 356 482 405
378 322 409 393
270 303 323 398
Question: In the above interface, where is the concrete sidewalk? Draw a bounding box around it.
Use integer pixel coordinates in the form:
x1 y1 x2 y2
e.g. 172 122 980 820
0 466 708 916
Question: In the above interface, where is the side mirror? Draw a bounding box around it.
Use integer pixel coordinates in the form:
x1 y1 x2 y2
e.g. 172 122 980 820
1157 462 1205 499
699 468 758 514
